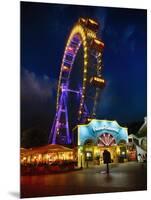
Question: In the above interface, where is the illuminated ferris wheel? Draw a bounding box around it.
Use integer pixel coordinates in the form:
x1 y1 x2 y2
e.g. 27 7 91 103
49 18 106 145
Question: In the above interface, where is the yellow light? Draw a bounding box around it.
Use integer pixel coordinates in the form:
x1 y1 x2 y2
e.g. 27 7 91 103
89 19 98 25
81 18 86 23
94 39 104 48
94 77 105 83
84 69 87 73
62 66 69 71
81 30 84 35
98 52 102 57
84 61 88 65
116 148 120 154
84 47 87 52
84 54 87 58
94 39 101 45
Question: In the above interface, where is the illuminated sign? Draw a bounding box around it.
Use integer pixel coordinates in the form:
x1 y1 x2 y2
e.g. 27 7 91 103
78 119 128 146
92 126 118 132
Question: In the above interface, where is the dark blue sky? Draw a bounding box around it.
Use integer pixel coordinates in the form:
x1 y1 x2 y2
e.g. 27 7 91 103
21 2 147 131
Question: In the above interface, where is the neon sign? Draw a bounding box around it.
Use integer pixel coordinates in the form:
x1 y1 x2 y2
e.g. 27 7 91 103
92 126 119 133
78 119 128 146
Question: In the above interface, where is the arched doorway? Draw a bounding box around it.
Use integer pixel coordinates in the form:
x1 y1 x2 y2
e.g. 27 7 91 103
96 133 118 164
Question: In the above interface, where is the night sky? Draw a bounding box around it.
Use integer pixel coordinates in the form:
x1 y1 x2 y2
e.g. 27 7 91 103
21 2 147 134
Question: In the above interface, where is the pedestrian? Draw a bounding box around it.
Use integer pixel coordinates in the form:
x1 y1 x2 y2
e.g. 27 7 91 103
103 150 111 174
138 153 143 163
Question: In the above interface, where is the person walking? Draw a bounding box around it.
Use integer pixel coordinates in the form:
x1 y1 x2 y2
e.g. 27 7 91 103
103 149 111 174
138 153 143 163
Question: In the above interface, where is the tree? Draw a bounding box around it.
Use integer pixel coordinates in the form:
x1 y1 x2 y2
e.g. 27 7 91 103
21 127 48 148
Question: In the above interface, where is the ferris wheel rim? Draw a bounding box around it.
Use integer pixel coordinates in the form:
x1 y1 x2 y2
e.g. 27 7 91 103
56 23 92 119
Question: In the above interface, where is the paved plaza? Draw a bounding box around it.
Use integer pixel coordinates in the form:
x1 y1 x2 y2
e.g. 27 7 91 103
21 162 147 198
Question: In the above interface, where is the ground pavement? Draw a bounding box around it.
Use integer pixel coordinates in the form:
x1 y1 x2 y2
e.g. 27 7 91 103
21 161 147 198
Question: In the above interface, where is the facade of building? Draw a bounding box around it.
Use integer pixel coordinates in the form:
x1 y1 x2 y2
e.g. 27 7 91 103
127 117 147 162
138 117 147 135
128 135 147 162
73 119 129 168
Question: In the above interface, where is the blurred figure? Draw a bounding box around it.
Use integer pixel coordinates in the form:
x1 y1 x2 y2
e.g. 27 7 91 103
137 153 143 163
103 150 111 174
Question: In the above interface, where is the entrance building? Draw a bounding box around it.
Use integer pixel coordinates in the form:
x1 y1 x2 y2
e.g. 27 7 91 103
73 119 128 168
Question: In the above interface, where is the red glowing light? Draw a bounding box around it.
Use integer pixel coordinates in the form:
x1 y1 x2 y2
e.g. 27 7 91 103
62 66 70 71
68 47 73 51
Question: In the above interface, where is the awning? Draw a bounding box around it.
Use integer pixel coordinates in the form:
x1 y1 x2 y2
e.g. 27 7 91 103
21 144 73 157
